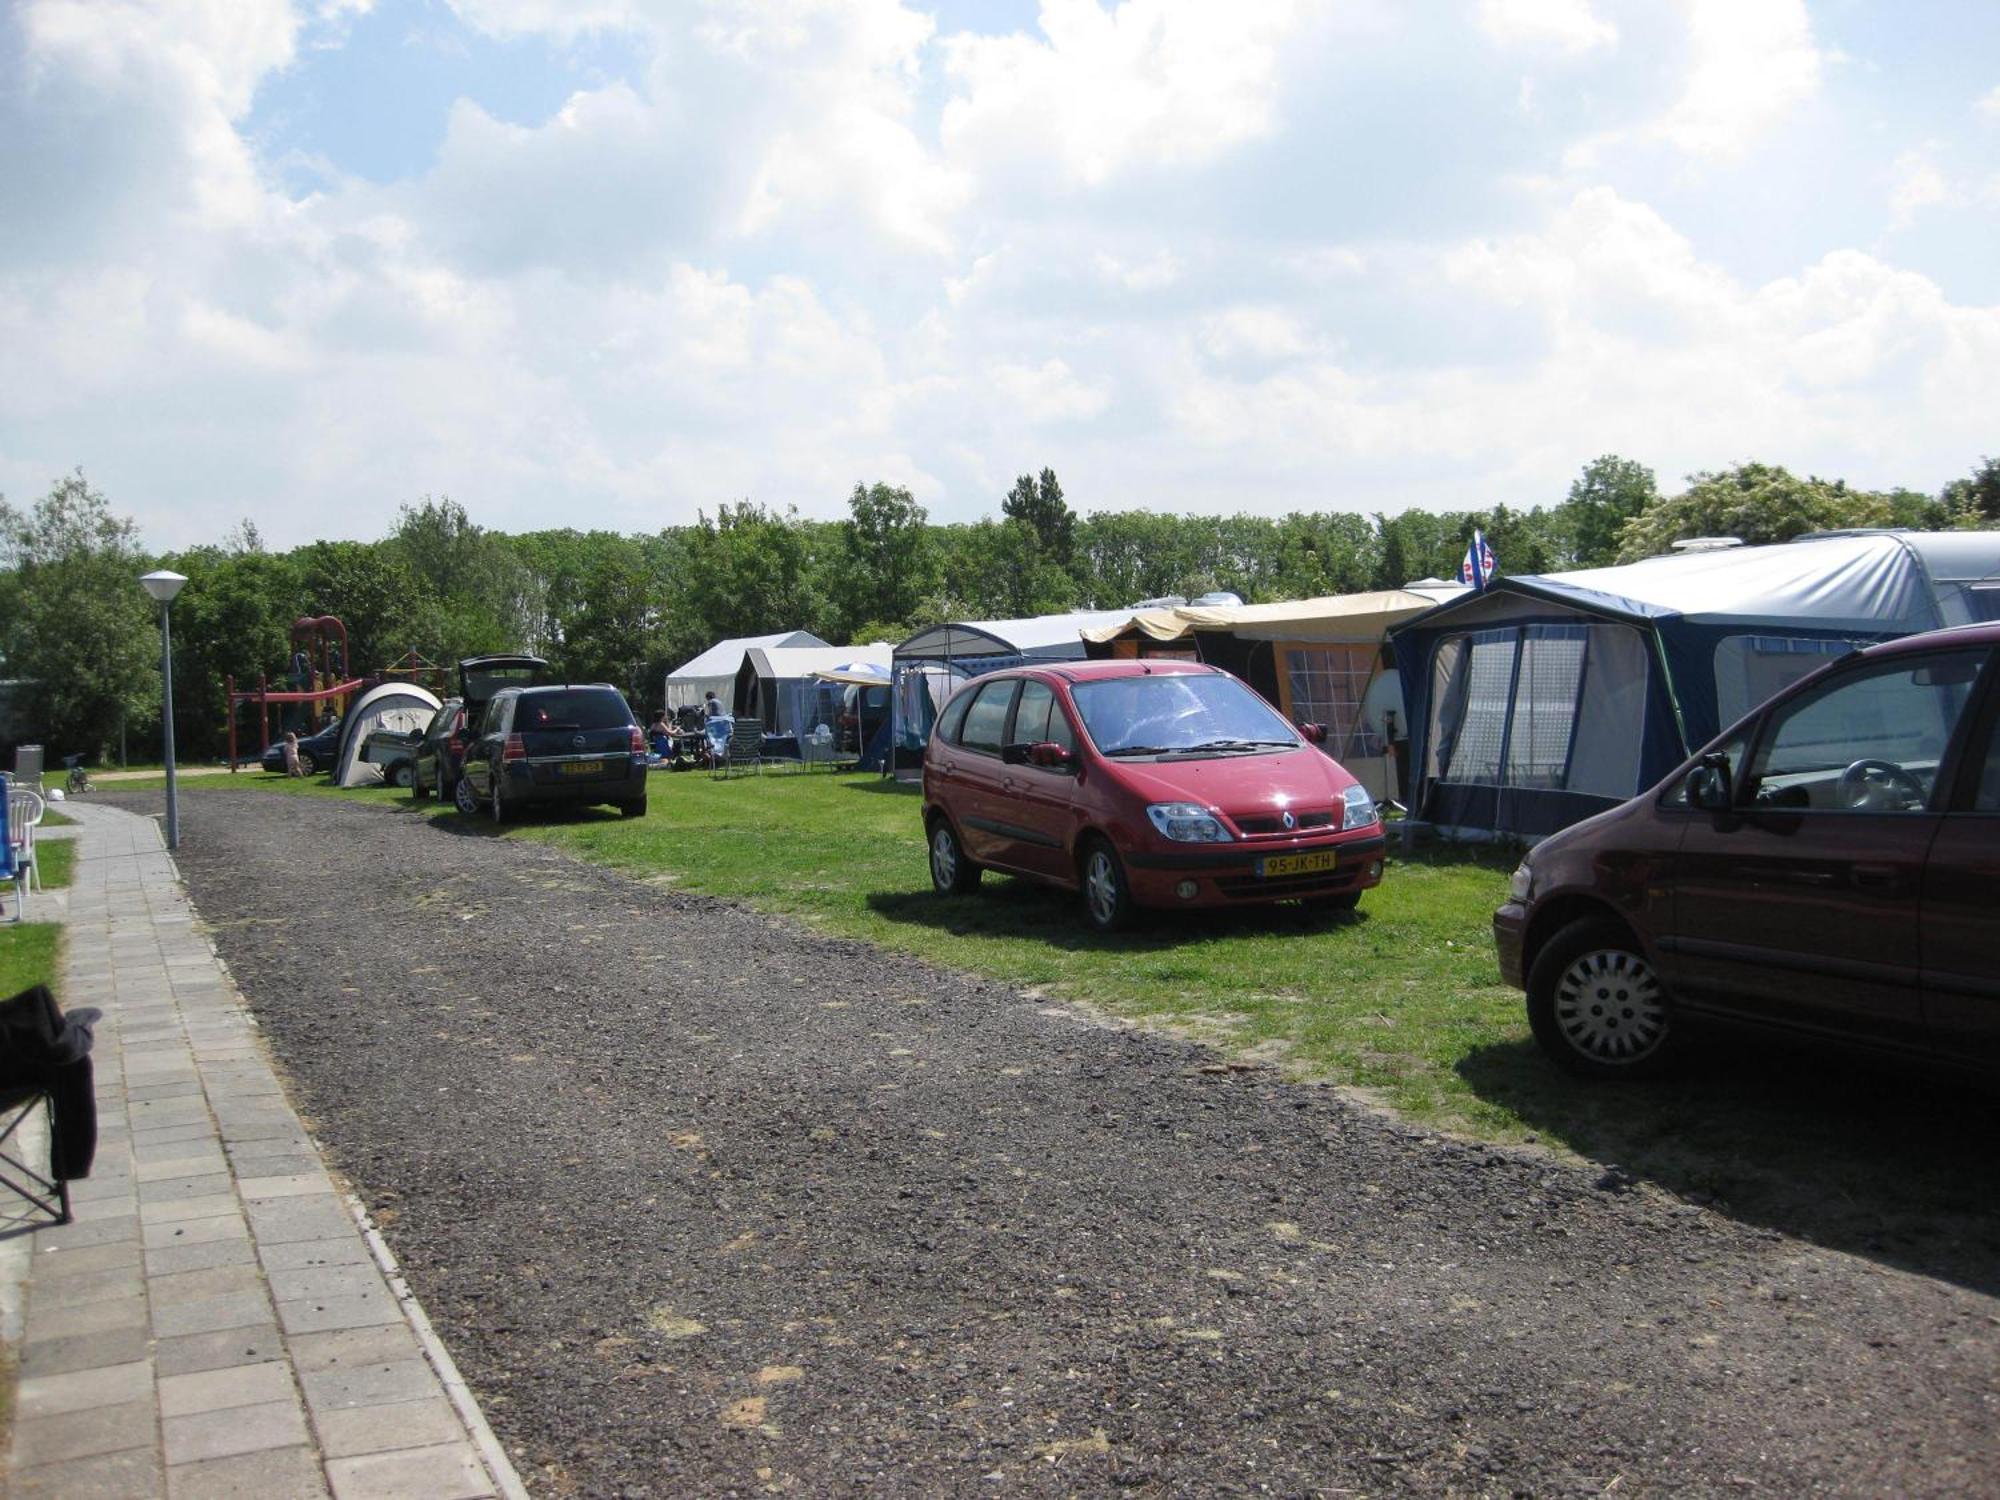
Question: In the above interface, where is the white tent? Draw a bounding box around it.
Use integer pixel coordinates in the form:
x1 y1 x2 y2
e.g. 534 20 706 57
894 610 1136 667
333 683 442 787
664 630 828 712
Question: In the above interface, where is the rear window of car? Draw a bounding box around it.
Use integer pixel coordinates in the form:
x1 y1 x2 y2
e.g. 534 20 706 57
511 689 634 731
959 680 1018 755
936 685 976 744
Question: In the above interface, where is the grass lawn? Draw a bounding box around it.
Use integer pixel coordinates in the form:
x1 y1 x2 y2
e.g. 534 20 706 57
32 838 76 890
0 921 62 997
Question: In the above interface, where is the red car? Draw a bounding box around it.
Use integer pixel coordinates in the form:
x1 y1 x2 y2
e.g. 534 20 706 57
922 660 1386 930
1494 620 2000 1079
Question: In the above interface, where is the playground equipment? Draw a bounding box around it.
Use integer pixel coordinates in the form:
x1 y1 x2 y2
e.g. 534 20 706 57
225 616 363 772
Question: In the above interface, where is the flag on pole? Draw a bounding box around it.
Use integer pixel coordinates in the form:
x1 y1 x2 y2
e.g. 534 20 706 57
1460 529 1496 591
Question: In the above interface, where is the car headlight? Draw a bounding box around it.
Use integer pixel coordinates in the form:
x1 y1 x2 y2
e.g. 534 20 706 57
1508 860 1535 903
1341 785 1377 830
1146 802 1233 843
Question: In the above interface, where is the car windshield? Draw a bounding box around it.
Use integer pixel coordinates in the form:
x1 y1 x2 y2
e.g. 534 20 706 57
1069 674 1299 756
512 690 632 731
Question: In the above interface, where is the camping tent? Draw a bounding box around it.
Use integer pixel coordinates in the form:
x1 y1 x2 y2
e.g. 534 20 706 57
664 631 829 713
332 682 442 787
733 644 894 736
1391 530 2000 839
1079 587 1467 801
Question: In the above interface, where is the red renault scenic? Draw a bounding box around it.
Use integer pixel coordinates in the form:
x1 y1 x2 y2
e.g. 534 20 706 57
922 660 1386 931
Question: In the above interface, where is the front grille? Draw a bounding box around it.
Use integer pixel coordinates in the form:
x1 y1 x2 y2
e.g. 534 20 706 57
1214 870 1356 900
1232 810 1335 836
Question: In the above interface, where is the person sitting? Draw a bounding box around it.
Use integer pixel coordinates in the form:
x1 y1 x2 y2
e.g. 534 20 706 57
648 714 673 758
704 691 725 720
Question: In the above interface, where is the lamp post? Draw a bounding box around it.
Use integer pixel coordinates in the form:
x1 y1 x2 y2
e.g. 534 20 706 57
141 570 188 851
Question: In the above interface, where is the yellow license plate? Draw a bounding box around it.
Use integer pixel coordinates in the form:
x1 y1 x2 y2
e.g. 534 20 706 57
1261 850 1336 878
559 760 602 776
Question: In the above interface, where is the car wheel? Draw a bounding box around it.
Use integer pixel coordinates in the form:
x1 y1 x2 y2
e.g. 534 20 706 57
411 770 430 801
1309 890 1362 913
297 751 317 776
928 817 980 895
1527 917 1677 1079
1080 838 1134 933
490 778 509 824
390 762 414 789
454 773 480 816
620 798 647 818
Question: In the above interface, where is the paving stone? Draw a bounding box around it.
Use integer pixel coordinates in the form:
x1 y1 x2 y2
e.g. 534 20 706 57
140 1193 242 1226
239 1171 337 1201
11 1444 164 1499
300 1358 441 1413
135 1153 229 1182
25 1291 148 1345
287 1324 424 1374
17 1359 153 1418
140 1175 236 1205
19 1323 152 1379
325 1440 493 1500
266 1262 391 1304
258 1236 374 1273
314 1395 469 1460
245 1194 356 1246
149 1262 267 1306
12 1396 157 1466
162 1397 309 1466
143 1212 249 1251
30 1241 142 1280
151 1288 274 1340
145 1236 260 1278
164 1444 327 1500
154 1323 286 1379
277 1287 406 1337
158 1360 297 1418
25 1265 142 1313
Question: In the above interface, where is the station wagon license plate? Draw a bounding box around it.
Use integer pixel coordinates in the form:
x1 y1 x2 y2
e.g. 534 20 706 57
1260 850 1335 878
559 760 602 777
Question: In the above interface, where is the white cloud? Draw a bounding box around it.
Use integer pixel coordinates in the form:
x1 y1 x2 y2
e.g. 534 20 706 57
1888 147 1958 230
1650 0 1822 157
1476 0 1616 56
989 358 1110 425
940 0 1306 186
1977 85 2000 122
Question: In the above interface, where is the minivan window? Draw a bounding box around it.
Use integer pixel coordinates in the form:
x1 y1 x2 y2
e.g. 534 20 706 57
1070 673 1296 756
936 685 975 745
959 680 1017 755
1012 680 1058 746
513 689 634 731
1743 651 1985 812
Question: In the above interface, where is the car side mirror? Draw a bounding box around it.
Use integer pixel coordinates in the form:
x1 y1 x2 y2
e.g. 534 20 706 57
1028 741 1074 771
1687 753 1733 812
1300 722 1328 745
1001 741 1031 766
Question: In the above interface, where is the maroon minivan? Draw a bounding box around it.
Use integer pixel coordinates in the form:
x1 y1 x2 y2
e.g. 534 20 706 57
1494 621 2000 1078
923 660 1386 931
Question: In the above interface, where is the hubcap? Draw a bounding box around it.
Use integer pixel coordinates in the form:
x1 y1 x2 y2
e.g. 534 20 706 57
456 777 476 814
1553 948 1667 1063
931 828 956 888
1086 852 1118 925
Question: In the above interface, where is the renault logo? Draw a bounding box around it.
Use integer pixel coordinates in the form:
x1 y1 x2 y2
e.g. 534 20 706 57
1281 810 1296 830
572 735 586 748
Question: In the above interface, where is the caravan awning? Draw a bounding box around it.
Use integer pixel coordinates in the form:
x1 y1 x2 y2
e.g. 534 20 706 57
1083 587 1462 646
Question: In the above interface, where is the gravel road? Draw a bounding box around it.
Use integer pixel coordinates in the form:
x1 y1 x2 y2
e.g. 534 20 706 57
152 790 1997 1497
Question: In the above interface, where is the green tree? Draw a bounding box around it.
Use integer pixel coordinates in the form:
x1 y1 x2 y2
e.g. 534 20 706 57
1939 457 2000 526
1615 463 1893 562
0 472 159 759
385 496 533 661
157 544 303 760
293 540 423 679
555 551 671 708
1557 455 1658 567
837 483 936 639
1001 468 1076 568
676 503 829 650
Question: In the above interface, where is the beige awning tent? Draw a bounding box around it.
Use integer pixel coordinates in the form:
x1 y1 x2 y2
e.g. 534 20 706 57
1081 586 1462 647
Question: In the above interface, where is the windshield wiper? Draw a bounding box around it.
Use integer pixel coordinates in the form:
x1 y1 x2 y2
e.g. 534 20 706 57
1103 744 1173 757
1185 738 1293 752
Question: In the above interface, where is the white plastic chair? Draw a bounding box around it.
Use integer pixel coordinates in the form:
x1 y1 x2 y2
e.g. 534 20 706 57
4 784 43 919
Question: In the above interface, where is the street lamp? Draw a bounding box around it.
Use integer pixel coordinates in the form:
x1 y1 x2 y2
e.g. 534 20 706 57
140 570 188 851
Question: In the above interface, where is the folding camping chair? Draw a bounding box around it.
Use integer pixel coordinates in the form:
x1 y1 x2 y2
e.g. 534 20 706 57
8 783 46 905
711 717 764 779
0 986 101 1231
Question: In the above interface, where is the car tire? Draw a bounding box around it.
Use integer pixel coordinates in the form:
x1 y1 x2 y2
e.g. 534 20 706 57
1526 917 1678 1079
620 798 647 818
490 778 509 824
390 762 414 789
1309 890 1362 914
454 773 481 817
1080 837 1135 934
411 771 430 801
928 817 981 895
297 752 317 776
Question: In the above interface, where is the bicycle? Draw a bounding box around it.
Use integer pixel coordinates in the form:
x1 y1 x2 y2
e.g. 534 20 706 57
62 754 90 794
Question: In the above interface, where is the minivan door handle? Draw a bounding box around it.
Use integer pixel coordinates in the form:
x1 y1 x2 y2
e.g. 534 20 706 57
1851 864 1901 892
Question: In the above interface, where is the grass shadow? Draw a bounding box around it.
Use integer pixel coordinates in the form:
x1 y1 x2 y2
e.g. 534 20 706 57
865 877 1365 954
1457 1035 2000 1295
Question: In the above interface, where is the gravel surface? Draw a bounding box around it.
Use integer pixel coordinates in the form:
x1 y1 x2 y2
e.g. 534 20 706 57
148 790 1997 1497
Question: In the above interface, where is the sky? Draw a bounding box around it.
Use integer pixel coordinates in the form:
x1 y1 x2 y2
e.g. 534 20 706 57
1 0 1997 553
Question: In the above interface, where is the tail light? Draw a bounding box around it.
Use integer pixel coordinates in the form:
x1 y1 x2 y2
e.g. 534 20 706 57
629 725 646 755
503 734 526 762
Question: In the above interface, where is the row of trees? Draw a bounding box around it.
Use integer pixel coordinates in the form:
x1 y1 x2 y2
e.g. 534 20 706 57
3 455 1995 764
